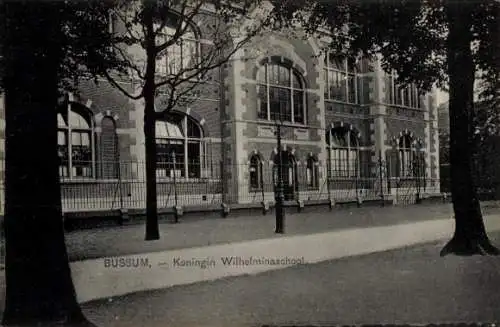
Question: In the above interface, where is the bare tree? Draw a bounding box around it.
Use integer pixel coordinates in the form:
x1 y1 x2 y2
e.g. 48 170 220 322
102 0 270 240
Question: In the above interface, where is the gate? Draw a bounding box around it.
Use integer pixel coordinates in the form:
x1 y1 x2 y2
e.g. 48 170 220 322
394 154 426 206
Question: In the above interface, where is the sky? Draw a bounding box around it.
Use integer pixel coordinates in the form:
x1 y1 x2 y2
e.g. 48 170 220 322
437 88 449 107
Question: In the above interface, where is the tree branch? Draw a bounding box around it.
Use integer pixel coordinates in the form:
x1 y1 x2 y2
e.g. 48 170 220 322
102 69 143 100
155 0 204 55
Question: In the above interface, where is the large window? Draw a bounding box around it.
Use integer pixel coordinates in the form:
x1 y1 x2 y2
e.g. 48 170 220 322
58 107 94 179
324 53 360 104
327 127 359 177
257 62 306 124
156 114 204 178
387 73 422 108
156 17 199 77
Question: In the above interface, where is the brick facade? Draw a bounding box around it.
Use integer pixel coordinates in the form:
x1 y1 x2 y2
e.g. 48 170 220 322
0 15 440 213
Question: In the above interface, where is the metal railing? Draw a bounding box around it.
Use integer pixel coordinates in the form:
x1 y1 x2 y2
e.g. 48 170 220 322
53 158 436 213
0 158 448 216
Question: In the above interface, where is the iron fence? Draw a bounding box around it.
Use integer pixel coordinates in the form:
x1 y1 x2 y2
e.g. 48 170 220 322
0 157 446 216
53 157 436 213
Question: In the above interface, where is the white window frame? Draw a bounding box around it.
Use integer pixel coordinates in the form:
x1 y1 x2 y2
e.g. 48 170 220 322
389 72 422 108
324 53 358 104
57 103 96 180
155 21 202 80
257 62 307 125
327 128 359 178
155 115 206 180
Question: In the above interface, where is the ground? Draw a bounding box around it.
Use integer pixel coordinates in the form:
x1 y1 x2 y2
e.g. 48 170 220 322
81 232 500 327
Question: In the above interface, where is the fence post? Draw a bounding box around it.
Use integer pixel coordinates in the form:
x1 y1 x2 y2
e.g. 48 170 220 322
118 161 129 224
172 152 180 223
326 147 333 209
355 158 361 207
379 150 385 206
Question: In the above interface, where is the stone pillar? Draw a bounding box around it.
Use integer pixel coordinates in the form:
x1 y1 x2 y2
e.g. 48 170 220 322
428 87 440 192
368 55 388 196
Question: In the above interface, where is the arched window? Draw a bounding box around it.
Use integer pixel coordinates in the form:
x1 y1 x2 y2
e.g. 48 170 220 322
58 106 94 178
156 114 204 178
257 62 306 124
249 154 263 190
399 134 415 177
156 15 200 77
326 127 358 177
306 155 319 189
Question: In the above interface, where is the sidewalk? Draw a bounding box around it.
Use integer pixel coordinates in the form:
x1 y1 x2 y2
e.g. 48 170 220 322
66 202 471 261
81 231 500 327
69 207 500 303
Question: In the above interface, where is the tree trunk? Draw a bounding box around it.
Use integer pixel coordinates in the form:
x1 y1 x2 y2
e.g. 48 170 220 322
440 2 499 256
2 3 96 326
143 1 160 241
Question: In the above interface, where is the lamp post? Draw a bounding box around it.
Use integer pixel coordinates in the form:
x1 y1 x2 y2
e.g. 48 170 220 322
274 115 285 234
415 148 425 204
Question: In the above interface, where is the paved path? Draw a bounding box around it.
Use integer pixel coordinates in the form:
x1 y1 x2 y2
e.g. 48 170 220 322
81 232 500 327
70 214 500 303
66 202 478 261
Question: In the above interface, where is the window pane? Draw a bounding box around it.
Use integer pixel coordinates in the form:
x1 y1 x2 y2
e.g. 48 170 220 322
257 84 268 119
58 130 67 145
69 111 90 129
270 87 291 121
281 88 291 121
58 131 69 178
183 39 197 70
80 133 90 146
268 64 279 85
293 90 304 123
72 144 91 162
356 75 364 104
395 85 403 105
187 141 200 178
292 72 301 89
403 86 410 106
162 142 184 177
330 71 346 102
156 120 184 138
349 150 358 177
166 43 182 75
385 76 393 104
156 55 167 75
71 132 81 146
57 113 67 127
278 65 290 86
347 74 356 103
187 119 201 138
